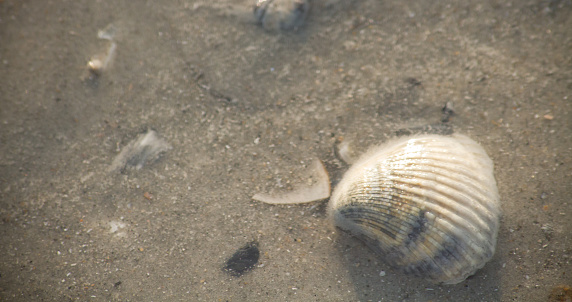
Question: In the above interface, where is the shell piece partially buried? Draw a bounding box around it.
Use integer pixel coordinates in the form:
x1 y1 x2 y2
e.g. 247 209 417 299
254 0 309 31
328 134 501 284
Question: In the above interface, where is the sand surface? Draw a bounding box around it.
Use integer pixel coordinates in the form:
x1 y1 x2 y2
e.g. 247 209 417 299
1 0 571 301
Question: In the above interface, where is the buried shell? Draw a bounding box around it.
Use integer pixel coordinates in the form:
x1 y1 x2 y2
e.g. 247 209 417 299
328 134 501 284
254 0 309 31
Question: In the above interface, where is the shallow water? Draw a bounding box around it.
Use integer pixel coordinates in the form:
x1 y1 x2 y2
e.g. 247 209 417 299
1 0 571 301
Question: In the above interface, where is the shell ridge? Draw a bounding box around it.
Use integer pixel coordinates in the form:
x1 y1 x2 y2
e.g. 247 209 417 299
388 154 491 185
340 209 400 240
389 181 498 263
407 225 482 283
339 202 418 242
336 197 434 253
387 177 493 236
397 189 493 249
339 197 487 277
383 156 499 224
397 209 488 276
384 153 496 198
435 217 493 264
390 176 496 232
394 228 464 282
347 190 429 235
388 162 500 214
357 165 500 249
343 177 496 254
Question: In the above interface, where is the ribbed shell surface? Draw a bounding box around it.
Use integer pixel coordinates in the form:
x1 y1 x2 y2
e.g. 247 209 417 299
328 134 501 284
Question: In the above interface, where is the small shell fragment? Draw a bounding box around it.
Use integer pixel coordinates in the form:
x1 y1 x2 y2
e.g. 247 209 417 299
109 130 172 173
336 139 358 165
97 23 117 41
83 23 118 80
253 159 330 204
86 42 116 75
254 0 309 31
328 134 501 284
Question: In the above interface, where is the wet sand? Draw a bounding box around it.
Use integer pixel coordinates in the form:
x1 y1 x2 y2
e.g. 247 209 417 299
1 0 571 301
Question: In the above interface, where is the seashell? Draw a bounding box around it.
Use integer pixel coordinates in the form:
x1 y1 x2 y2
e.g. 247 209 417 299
328 134 501 284
254 0 309 31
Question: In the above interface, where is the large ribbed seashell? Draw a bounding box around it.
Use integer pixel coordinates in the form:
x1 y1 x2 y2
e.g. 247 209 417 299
328 134 501 284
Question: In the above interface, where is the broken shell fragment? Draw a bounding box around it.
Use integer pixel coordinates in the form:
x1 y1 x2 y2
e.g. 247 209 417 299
253 159 330 204
83 23 118 81
335 139 359 165
254 0 309 31
97 23 117 41
109 130 172 173
86 42 116 76
328 134 501 284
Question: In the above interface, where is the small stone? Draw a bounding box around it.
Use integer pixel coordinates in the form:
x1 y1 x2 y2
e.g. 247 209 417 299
441 101 455 122
223 241 260 277
254 0 309 32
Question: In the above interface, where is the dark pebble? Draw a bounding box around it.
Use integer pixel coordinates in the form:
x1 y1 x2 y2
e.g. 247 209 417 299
223 241 260 277
441 101 455 123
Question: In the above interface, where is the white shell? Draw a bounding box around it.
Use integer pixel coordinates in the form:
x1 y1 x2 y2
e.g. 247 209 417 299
328 134 501 284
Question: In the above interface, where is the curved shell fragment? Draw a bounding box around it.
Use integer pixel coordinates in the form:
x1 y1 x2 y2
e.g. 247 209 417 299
253 159 330 204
